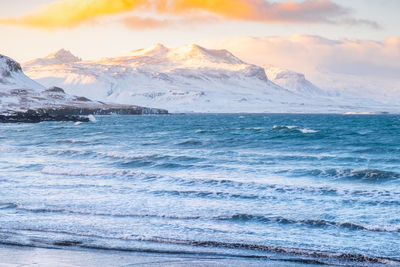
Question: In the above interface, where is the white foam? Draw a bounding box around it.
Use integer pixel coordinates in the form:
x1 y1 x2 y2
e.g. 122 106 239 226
300 128 318 134
273 125 297 130
245 127 263 130
88 115 97 122
41 166 139 177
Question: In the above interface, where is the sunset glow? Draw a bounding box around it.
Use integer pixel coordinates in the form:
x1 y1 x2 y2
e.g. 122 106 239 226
0 0 377 29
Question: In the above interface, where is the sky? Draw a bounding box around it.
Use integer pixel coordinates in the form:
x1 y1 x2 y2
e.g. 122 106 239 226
0 0 399 62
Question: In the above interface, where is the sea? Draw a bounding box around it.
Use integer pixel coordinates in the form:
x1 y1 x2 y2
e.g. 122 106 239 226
1 114 399 266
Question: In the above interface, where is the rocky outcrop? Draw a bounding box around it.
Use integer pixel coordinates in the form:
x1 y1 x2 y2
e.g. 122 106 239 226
0 105 168 123
0 109 90 123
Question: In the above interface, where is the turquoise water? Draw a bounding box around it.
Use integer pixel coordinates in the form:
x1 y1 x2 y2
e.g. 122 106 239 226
0 114 399 266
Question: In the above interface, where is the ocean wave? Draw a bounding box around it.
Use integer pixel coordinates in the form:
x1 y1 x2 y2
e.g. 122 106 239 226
119 160 197 170
9 201 399 234
299 128 318 133
170 176 345 197
101 152 203 166
138 238 400 266
273 125 318 134
245 127 264 131
7 204 201 220
177 140 203 146
56 139 93 145
41 166 148 178
1 228 399 266
150 189 271 200
100 152 168 160
0 203 18 210
52 149 94 157
302 168 400 182
216 214 400 233
273 125 297 131
133 186 400 206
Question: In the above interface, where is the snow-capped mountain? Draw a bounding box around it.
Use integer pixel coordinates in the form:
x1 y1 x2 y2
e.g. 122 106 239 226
23 45 397 113
0 54 166 117
24 49 81 68
1 54 44 91
263 66 331 96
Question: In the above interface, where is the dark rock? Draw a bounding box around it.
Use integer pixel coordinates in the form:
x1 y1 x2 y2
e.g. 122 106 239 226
0 55 22 73
0 110 89 123
73 96 91 102
0 106 168 123
42 106 168 116
43 87 66 94
10 89 29 96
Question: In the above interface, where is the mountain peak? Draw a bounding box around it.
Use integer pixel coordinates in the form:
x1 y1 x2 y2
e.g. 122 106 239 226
172 44 207 55
264 65 326 95
23 49 81 68
168 44 243 64
0 54 22 75
264 66 305 81
0 54 44 92
46 49 81 63
129 43 169 57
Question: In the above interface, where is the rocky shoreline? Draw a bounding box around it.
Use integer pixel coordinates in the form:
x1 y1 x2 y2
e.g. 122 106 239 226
0 106 168 123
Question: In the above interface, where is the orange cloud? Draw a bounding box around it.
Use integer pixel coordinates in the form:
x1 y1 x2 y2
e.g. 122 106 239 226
0 0 378 29
1 0 147 29
157 0 253 19
122 16 170 29
122 14 218 30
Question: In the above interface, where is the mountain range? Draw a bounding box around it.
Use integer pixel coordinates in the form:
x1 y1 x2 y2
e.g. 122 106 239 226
20 44 396 113
4 43 398 114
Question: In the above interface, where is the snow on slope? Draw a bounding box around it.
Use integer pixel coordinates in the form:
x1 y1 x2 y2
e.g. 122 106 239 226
23 45 397 113
264 65 331 97
24 49 81 68
1 54 119 114
1 54 44 91
199 35 400 106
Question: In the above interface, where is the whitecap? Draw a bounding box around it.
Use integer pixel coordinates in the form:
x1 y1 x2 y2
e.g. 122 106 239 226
88 114 97 123
41 166 140 177
299 128 318 134
273 125 297 130
245 127 263 130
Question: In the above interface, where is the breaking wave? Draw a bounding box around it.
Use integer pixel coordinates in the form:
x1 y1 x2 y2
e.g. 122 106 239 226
0 228 398 266
217 214 400 233
272 125 318 134
291 168 400 182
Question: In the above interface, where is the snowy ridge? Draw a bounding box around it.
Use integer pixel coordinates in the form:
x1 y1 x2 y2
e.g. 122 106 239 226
23 44 399 113
0 54 44 91
0 54 166 116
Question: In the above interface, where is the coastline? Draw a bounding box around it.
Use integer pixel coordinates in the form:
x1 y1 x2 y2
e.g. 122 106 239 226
0 245 326 267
